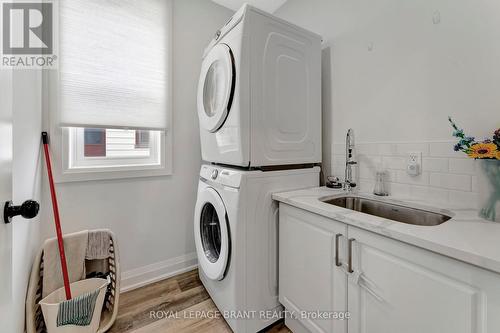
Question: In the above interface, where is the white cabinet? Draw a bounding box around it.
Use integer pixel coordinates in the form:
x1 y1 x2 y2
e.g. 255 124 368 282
278 203 500 333
348 226 500 333
279 204 348 333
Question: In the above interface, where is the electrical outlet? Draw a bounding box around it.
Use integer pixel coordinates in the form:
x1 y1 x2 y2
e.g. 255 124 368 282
407 152 422 176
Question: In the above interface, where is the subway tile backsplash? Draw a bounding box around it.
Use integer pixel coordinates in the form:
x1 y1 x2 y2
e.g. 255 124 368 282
332 141 479 208
429 173 472 191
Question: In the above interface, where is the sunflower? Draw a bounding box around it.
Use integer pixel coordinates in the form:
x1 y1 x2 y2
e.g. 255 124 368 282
467 142 498 159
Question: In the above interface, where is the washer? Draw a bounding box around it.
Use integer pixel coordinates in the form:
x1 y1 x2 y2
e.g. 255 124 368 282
197 4 322 168
194 164 319 333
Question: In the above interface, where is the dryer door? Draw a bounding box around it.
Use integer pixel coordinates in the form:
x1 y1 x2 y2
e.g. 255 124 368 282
194 187 230 280
197 43 235 133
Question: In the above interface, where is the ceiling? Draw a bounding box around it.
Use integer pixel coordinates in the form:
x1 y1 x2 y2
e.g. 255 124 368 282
211 0 288 13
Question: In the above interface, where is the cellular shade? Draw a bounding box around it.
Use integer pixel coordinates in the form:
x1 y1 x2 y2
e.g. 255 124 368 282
58 0 170 130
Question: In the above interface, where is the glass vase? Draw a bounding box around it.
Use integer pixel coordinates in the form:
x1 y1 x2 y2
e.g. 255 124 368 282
478 159 500 222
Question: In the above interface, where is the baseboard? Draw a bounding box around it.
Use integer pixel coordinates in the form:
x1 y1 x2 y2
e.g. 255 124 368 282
285 316 309 333
120 252 198 292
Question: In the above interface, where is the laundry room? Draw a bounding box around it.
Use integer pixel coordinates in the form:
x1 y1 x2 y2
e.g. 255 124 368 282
1 0 499 332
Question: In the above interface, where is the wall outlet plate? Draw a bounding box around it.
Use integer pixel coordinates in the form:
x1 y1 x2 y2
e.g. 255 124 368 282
407 152 422 176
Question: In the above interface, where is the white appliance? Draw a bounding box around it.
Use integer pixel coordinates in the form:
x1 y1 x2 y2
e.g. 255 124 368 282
210 0 288 13
197 4 322 167
194 164 319 332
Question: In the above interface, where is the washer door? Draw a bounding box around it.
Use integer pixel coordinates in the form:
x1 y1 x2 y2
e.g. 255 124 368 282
194 187 230 280
197 43 235 133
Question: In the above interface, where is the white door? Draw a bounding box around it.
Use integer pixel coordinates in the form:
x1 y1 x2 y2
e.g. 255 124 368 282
279 205 348 333
0 68 41 333
0 67 14 333
197 43 235 133
347 226 500 333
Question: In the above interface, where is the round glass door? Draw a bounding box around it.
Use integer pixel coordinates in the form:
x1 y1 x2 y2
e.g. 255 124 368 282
203 61 228 118
200 203 222 263
197 44 234 133
194 187 229 281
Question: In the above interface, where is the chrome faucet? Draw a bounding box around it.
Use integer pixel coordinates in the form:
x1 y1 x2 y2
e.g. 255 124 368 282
343 128 357 192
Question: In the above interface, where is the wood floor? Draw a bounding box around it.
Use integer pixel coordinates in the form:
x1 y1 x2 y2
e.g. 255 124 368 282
109 269 291 333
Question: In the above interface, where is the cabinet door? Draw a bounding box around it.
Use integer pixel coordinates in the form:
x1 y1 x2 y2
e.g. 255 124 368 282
347 226 500 333
279 204 348 333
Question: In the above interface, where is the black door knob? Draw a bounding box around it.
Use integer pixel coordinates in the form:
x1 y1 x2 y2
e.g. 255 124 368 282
3 200 40 224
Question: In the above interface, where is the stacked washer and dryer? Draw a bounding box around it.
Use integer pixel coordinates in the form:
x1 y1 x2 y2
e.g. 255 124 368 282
194 5 322 333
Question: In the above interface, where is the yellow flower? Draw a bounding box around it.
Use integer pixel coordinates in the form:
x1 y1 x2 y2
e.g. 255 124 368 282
467 142 498 159
497 150 500 160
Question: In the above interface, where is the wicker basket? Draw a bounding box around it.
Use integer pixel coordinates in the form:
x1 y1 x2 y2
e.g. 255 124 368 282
26 230 120 333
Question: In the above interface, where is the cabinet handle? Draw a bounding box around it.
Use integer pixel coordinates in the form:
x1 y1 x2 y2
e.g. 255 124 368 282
348 238 355 273
335 233 343 267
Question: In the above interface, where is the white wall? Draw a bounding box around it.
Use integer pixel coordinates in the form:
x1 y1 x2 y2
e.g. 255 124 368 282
40 0 233 290
276 0 500 144
276 0 500 202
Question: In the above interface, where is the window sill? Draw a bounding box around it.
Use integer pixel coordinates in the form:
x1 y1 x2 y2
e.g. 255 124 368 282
55 164 172 183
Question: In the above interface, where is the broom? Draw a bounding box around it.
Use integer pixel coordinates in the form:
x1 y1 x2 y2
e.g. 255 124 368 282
42 132 72 300
42 132 102 327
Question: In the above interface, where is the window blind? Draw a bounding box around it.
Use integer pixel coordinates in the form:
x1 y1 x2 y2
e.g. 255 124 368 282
58 0 170 130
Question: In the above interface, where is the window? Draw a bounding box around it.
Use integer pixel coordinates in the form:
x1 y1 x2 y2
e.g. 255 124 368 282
81 128 158 158
51 0 173 181
68 128 162 170
83 129 152 158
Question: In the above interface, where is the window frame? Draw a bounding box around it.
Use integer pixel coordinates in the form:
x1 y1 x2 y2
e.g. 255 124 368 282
45 0 173 183
48 124 172 183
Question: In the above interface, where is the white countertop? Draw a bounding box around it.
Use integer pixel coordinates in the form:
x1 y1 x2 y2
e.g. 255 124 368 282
273 187 500 274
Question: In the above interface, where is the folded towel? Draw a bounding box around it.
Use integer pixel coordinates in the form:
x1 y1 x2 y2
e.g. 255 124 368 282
43 230 89 297
86 230 111 260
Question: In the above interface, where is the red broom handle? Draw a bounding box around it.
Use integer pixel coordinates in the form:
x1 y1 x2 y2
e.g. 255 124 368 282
42 132 72 300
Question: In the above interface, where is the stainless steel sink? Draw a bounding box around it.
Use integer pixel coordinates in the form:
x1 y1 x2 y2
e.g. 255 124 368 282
322 196 452 226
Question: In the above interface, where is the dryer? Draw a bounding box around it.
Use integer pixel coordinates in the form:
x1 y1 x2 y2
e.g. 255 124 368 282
194 164 319 332
197 4 322 167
